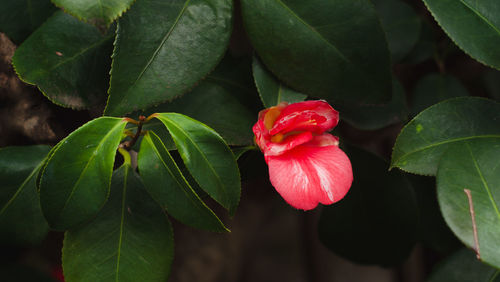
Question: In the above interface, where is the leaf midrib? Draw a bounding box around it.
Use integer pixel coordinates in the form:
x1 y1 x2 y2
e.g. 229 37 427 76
273 0 350 63
394 134 500 164
0 161 44 216
114 165 128 282
465 142 500 220
129 0 191 89
458 0 500 36
158 115 229 207
58 120 124 216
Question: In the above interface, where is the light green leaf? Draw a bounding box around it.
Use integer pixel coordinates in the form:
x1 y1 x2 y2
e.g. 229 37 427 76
437 138 500 268
391 97 500 175
0 145 51 245
40 117 127 230
51 0 136 27
63 162 174 282
252 56 306 108
0 0 57 44
104 0 233 116
423 0 500 69
138 131 227 232
241 0 392 103
12 11 114 109
155 113 241 215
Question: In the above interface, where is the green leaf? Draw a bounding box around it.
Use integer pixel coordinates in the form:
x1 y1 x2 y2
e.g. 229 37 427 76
12 11 114 109
252 56 306 108
402 20 436 64
138 131 227 232
318 146 418 266
141 81 256 146
104 0 233 116
0 145 50 245
63 162 174 282
337 78 408 130
391 97 500 175
427 249 500 282
373 0 421 62
0 0 57 44
482 69 500 101
411 73 469 116
437 138 500 268
155 113 241 215
423 0 500 69
51 0 136 27
40 117 127 230
241 0 392 103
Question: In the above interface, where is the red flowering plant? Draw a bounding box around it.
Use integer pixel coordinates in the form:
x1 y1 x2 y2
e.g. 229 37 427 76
253 101 353 210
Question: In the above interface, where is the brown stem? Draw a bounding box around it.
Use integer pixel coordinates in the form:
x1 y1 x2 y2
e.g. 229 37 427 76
121 115 146 151
464 188 481 259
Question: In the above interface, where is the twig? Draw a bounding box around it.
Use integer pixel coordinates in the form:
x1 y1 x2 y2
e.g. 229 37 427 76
464 188 481 259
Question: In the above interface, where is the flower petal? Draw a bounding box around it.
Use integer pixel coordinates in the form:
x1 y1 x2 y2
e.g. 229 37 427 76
266 139 353 210
270 100 339 135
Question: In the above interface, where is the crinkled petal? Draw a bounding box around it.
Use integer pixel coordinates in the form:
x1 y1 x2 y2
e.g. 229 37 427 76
266 140 353 210
270 100 339 135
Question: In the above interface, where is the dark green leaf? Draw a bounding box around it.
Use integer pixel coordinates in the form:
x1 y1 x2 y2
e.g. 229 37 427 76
51 0 136 27
411 73 468 116
104 0 233 116
437 138 500 268
427 249 500 282
12 11 114 109
391 97 500 175
0 0 57 44
0 145 50 245
373 0 421 62
402 20 435 64
252 56 306 108
241 0 392 103
40 117 127 230
337 78 408 130
0 264 57 282
318 146 418 266
423 0 500 69
142 81 256 146
138 131 227 232
63 162 174 282
408 174 460 254
232 146 256 160
482 69 500 101
155 113 241 215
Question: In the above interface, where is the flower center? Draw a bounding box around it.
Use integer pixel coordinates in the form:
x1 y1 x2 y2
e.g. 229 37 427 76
264 107 282 130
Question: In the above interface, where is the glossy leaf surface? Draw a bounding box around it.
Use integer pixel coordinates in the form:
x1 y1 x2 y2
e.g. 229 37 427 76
105 0 233 116
0 145 50 245
373 0 421 62
437 138 500 268
411 73 468 116
138 132 227 232
241 0 392 103
51 0 136 26
423 0 500 69
427 249 500 282
319 146 418 266
252 56 306 108
12 11 113 109
63 163 174 282
40 117 127 230
155 113 241 215
0 0 57 44
391 97 500 175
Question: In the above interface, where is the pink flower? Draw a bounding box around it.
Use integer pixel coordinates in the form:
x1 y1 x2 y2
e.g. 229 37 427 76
253 100 353 210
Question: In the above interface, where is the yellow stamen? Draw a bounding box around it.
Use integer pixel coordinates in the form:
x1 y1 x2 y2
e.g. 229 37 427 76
271 133 284 143
264 107 282 130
